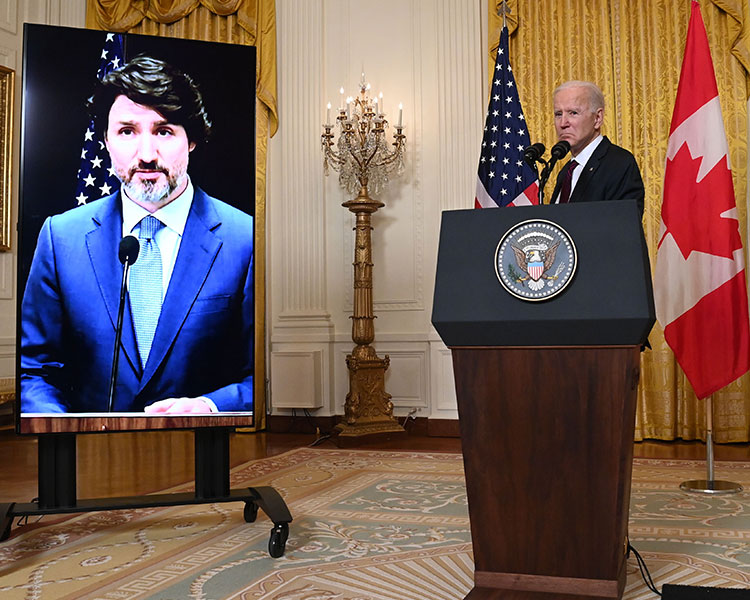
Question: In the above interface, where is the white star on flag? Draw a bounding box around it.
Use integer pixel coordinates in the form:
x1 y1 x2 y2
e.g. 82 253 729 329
74 32 124 206
474 24 539 208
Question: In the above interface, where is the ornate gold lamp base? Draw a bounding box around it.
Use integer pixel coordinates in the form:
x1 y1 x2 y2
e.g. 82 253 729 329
334 346 405 447
320 76 408 448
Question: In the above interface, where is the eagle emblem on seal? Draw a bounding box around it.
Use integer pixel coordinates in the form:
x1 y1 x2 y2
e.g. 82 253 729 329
511 240 561 291
495 220 577 301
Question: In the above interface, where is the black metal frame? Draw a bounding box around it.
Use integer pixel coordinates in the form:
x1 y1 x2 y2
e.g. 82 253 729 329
1 428 292 557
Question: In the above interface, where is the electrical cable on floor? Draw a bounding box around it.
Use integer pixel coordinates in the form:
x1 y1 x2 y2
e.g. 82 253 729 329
401 408 418 427
302 409 334 447
302 409 320 432
628 542 661 597
308 433 332 447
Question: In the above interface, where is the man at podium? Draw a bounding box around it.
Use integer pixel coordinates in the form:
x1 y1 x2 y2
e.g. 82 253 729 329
550 80 645 215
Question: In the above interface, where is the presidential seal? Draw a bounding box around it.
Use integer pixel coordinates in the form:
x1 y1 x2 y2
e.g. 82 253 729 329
494 219 577 301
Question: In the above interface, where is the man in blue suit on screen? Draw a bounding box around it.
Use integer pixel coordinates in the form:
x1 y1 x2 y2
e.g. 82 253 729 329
21 56 254 414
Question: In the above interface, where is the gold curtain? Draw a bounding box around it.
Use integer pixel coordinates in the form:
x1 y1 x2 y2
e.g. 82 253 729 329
491 0 750 442
86 0 277 429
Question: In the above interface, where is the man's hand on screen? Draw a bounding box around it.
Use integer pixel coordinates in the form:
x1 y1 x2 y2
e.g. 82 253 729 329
144 397 215 414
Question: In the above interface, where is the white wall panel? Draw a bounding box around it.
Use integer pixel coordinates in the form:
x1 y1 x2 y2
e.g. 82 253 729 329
381 345 429 413
270 0 481 419
270 350 323 409
431 342 457 417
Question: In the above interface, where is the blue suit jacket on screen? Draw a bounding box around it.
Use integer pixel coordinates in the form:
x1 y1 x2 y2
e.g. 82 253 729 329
20 187 254 413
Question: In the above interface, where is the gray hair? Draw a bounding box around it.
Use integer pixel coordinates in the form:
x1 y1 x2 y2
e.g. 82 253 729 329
553 80 605 114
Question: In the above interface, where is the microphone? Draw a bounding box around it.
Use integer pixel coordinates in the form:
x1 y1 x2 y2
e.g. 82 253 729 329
523 142 546 167
549 140 571 163
118 234 140 266
538 141 572 204
108 236 141 412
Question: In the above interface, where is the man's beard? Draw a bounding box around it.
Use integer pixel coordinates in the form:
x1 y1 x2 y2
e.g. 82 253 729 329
117 160 188 206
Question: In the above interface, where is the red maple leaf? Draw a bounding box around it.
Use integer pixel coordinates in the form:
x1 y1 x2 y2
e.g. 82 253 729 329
661 143 741 260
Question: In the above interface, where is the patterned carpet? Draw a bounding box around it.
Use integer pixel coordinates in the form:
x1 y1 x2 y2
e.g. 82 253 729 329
1 448 749 599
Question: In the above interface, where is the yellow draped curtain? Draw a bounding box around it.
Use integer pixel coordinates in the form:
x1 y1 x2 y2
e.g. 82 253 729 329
492 0 750 442
86 0 277 429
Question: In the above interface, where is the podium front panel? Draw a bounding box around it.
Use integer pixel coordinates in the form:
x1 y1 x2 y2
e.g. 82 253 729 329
432 200 655 347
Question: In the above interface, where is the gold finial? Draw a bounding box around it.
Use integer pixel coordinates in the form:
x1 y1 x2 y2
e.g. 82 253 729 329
497 1 510 29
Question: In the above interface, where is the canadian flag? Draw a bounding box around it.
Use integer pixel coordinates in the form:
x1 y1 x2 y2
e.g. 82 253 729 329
654 0 750 399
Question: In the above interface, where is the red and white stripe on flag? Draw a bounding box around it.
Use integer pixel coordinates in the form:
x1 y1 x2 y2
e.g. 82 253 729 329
654 0 750 399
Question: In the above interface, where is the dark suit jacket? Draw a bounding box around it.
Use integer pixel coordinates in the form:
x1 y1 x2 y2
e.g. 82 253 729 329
20 188 254 414
551 136 645 215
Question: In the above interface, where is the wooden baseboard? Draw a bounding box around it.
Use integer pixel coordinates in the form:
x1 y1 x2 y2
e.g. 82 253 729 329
266 414 338 435
267 414 458 437
427 418 460 437
0 399 14 430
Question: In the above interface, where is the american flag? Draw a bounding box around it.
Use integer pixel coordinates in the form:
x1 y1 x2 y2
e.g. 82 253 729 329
74 32 124 206
475 25 538 208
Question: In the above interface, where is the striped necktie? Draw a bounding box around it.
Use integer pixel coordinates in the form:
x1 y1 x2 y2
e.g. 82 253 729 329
129 215 164 368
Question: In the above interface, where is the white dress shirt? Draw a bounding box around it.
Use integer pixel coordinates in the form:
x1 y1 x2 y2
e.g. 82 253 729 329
121 179 194 300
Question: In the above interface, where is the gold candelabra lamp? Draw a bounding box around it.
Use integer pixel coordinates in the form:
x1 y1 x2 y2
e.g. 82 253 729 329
322 73 407 444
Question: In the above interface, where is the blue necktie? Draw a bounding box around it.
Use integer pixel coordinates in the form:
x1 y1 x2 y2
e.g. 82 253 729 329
130 215 164 368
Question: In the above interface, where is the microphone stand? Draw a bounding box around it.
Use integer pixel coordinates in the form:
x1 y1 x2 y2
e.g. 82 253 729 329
537 159 551 204
107 246 139 412
108 256 134 412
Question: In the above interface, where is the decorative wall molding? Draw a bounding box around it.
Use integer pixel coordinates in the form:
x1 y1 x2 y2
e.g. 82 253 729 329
435 0 483 212
0 252 13 299
53 0 87 27
0 334 15 376
380 345 429 412
0 1 16 34
430 341 458 415
22 0 85 28
0 45 15 70
275 0 329 320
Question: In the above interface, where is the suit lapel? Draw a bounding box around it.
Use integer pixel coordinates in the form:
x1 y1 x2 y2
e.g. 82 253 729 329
139 189 223 391
550 165 566 203
85 194 141 376
570 136 610 203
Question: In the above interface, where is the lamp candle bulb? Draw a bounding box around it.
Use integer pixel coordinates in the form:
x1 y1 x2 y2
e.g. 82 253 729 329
398 103 403 127
326 102 331 125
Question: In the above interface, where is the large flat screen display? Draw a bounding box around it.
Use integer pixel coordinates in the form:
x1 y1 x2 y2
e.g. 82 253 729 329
16 25 256 433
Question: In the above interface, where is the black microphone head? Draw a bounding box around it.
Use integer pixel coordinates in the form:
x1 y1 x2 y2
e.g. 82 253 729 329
523 142 546 166
119 235 140 265
550 140 571 161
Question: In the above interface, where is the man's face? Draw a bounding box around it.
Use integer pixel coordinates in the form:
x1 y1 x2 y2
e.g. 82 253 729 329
105 95 195 211
553 86 603 156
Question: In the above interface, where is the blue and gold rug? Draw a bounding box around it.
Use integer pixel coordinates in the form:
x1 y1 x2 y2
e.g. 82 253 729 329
1 448 749 599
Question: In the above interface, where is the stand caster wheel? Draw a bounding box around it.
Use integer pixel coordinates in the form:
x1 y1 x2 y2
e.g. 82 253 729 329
243 501 258 523
268 522 289 558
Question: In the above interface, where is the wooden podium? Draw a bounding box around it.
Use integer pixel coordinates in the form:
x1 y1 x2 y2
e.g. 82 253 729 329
432 201 655 600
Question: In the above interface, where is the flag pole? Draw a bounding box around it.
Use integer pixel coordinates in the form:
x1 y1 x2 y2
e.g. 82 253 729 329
680 395 743 494
498 1 509 29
